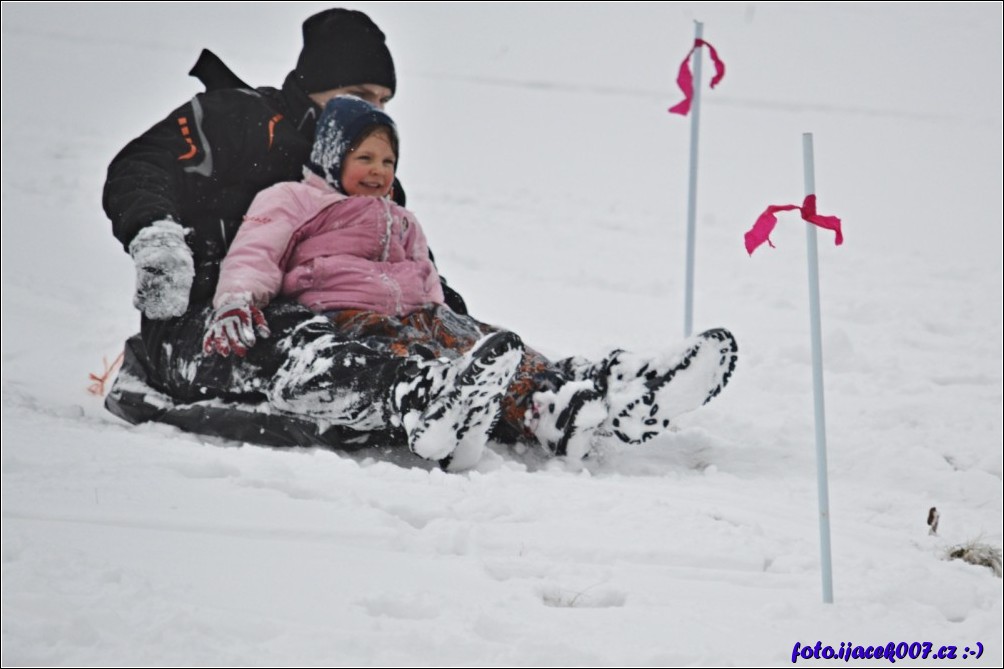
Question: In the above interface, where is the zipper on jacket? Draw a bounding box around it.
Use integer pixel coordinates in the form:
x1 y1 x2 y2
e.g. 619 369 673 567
379 199 393 262
380 272 404 316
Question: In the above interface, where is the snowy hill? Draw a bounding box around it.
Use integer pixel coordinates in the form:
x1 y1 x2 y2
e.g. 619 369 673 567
2 3 1001 665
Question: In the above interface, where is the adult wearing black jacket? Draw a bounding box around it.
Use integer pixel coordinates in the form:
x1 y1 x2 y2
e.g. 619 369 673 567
103 8 465 448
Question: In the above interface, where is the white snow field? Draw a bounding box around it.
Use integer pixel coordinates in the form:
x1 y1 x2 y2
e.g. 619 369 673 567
2 3 1001 666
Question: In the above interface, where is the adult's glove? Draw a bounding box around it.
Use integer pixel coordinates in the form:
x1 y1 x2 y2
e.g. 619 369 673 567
128 219 195 319
202 300 271 358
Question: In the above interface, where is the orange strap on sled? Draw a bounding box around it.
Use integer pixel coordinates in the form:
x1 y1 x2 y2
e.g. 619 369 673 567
88 351 125 396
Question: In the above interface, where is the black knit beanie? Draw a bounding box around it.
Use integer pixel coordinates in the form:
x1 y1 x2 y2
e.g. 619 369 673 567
294 8 396 95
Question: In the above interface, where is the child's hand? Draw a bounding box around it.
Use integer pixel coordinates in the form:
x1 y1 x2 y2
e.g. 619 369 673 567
202 301 271 357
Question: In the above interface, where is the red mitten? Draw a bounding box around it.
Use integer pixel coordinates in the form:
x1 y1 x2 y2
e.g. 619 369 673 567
203 302 271 357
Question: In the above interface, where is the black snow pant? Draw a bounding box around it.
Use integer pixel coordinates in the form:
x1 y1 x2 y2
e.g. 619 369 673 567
109 300 572 449
319 306 570 444
108 300 407 449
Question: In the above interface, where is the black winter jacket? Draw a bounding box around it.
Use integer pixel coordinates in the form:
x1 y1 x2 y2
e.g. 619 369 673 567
103 69 467 313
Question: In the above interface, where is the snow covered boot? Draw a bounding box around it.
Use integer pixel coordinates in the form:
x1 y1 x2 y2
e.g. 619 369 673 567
526 381 607 461
597 328 738 443
394 331 524 470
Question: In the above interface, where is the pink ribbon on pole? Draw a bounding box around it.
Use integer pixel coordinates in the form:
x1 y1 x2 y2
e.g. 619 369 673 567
745 194 843 255
668 38 726 116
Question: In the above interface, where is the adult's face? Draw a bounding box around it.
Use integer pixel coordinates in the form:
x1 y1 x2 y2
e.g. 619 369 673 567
309 83 393 110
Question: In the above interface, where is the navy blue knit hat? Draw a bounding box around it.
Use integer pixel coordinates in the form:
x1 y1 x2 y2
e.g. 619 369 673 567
307 95 398 193
295 8 396 95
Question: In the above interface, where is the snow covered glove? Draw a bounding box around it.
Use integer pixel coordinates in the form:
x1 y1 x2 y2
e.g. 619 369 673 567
128 219 195 319
202 300 271 358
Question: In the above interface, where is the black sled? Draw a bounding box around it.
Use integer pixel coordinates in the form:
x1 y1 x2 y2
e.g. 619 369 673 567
105 334 392 451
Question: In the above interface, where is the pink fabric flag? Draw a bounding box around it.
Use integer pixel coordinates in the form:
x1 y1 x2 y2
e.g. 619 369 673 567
744 194 844 255
668 38 726 116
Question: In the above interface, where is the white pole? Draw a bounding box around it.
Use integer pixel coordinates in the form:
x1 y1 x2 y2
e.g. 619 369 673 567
683 21 704 338
803 132 834 604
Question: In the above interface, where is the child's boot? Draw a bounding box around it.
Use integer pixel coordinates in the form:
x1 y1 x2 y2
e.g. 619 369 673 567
596 328 738 443
526 381 607 461
393 331 524 470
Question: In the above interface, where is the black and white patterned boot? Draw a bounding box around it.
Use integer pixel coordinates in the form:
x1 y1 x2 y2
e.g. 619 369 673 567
526 381 607 461
393 331 524 470
598 328 738 444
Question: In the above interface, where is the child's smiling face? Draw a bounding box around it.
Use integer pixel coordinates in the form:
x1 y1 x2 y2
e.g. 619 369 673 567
341 129 396 198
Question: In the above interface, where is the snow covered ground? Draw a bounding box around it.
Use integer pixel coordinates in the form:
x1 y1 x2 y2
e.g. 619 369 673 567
2 2 1001 665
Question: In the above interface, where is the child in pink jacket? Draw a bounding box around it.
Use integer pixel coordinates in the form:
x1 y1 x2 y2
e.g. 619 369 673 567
204 96 738 470
205 95 527 469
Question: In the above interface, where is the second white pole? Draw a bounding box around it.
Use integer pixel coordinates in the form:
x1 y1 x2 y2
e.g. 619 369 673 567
683 21 704 338
803 132 835 604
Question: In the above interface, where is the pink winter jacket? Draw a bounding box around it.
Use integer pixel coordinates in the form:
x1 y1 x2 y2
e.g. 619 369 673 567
214 173 445 316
